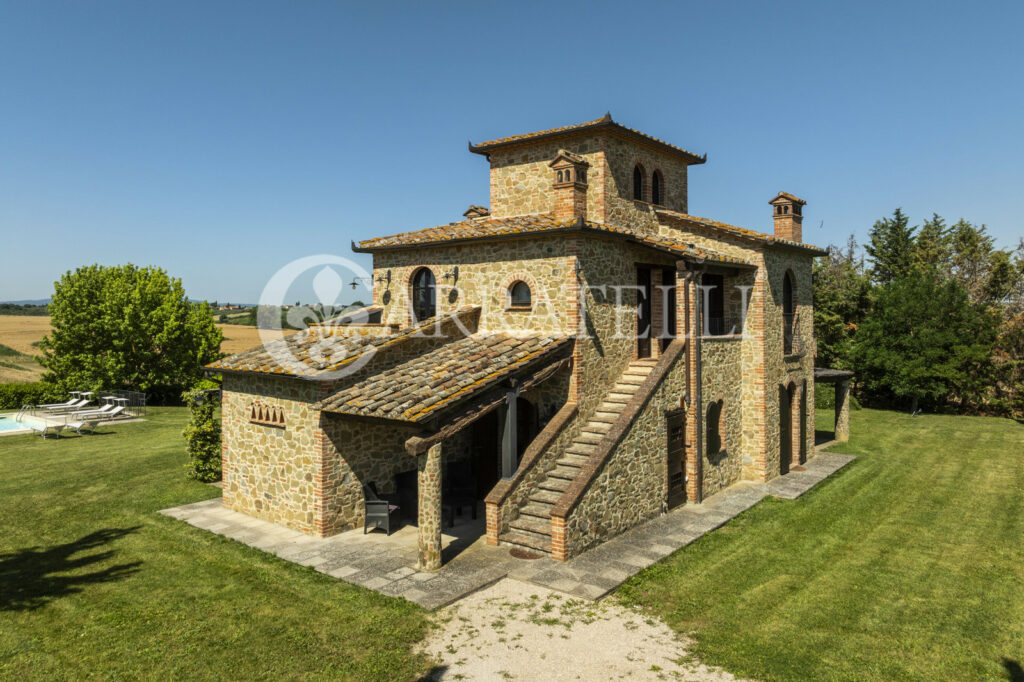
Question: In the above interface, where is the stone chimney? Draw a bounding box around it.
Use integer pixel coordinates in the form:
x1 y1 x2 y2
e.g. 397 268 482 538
549 150 589 222
769 192 806 242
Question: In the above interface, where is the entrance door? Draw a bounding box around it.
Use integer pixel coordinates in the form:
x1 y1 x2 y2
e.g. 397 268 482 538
779 384 792 474
666 410 686 509
660 268 677 352
637 266 652 358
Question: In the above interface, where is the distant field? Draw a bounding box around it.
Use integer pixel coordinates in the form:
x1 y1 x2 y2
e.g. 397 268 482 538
0 315 289 383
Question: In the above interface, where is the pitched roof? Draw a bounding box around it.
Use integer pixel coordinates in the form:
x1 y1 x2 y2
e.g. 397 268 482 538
654 209 827 256
353 213 753 267
469 113 707 165
770 191 806 205
206 307 479 378
318 333 573 423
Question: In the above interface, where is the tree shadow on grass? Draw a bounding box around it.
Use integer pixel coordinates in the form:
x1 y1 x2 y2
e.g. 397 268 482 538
0 527 143 612
1004 658 1023 682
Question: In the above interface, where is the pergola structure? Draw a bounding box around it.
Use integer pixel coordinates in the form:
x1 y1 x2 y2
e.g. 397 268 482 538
814 368 854 442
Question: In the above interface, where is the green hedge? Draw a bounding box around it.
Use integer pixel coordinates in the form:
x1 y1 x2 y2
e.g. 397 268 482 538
0 382 63 410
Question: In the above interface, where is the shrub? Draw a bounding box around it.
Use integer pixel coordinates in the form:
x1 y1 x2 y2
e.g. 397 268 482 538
0 382 63 410
182 386 221 482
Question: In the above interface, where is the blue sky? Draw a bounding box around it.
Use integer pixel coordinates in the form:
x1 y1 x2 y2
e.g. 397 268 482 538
1 1 1021 304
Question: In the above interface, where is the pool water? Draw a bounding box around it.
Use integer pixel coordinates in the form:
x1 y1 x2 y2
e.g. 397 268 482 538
0 414 34 432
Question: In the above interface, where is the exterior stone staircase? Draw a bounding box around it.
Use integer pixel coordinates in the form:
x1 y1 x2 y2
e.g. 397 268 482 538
500 358 659 556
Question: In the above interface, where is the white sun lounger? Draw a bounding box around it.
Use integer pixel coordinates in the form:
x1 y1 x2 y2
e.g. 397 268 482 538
67 406 126 434
44 398 91 413
37 397 79 409
31 421 67 439
71 405 125 421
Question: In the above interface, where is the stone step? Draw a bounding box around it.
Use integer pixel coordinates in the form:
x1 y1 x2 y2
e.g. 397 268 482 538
501 532 551 556
538 476 571 492
623 366 654 377
604 393 631 404
566 442 597 456
520 502 554 520
591 411 620 424
510 515 551 537
612 383 639 394
548 465 580 480
618 374 647 385
558 453 590 467
597 401 626 414
583 421 612 434
529 489 562 505
576 431 604 445
631 359 658 366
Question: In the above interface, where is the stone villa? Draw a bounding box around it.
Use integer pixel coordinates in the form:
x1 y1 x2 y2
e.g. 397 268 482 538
208 114 852 571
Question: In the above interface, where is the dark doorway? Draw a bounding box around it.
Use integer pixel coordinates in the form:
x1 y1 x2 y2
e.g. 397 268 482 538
704 273 725 335
779 383 793 474
660 267 677 351
799 381 807 464
515 397 538 460
637 266 652 358
666 410 686 509
471 410 501 496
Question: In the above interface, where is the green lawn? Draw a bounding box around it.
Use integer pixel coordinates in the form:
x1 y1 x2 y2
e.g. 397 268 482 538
619 408 1024 681
0 408 431 680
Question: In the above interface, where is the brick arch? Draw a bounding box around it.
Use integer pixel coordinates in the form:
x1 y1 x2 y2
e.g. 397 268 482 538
499 271 539 309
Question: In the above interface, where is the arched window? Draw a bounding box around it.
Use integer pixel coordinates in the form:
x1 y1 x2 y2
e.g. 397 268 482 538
509 281 532 308
632 165 645 201
411 267 436 323
651 170 663 205
706 400 724 456
783 271 795 354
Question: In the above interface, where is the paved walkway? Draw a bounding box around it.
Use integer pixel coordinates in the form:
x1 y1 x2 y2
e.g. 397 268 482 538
161 451 854 609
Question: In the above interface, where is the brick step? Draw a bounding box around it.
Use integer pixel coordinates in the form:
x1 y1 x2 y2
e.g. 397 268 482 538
576 431 604 444
529 489 562 505
558 453 590 467
501 532 551 556
510 515 551 536
520 502 554 520
538 476 571 492
583 421 612 434
591 411 620 424
566 442 597 456
548 465 580 480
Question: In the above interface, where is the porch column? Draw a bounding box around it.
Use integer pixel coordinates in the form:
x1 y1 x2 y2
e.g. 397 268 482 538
416 442 443 571
501 384 520 479
834 379 851 442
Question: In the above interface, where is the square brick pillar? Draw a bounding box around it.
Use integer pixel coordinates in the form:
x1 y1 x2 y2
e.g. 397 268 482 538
417 442 443 571
834 380 851 442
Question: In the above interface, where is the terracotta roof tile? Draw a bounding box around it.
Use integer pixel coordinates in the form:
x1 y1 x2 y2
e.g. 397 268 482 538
354 213 753 267
654 209 827 255
206 307 480 378
319 333 573 423
469 113 706 165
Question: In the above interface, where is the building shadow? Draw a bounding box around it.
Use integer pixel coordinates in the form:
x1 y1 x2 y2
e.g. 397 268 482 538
0 527 143 612
815 429 835 446
1004 657 1023 682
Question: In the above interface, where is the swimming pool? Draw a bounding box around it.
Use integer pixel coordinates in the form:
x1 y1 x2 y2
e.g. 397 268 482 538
0 414 35 433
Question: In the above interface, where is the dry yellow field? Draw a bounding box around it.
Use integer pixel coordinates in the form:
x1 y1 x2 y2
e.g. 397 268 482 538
0 315 283 383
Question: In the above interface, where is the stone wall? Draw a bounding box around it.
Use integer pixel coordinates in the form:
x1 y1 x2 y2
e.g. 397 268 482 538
561 345 688 556
700 337 744 496
221 373 325 534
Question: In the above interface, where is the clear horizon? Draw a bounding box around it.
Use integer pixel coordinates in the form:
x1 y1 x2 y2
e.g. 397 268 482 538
2 1 1022 304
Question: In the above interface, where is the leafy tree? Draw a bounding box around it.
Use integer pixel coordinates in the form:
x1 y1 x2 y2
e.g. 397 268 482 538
851 270 996 412
866 208 917 285
813 235 871 369
39 264 222 403
182 386 221 482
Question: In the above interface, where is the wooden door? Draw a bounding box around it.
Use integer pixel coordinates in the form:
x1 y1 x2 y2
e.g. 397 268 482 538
666 410 686 509
637 266 652 358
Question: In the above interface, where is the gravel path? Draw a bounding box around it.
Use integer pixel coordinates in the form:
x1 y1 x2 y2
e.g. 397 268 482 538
418 578 743 681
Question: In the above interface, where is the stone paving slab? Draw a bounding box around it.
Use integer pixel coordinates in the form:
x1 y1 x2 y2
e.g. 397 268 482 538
160 452 854 608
